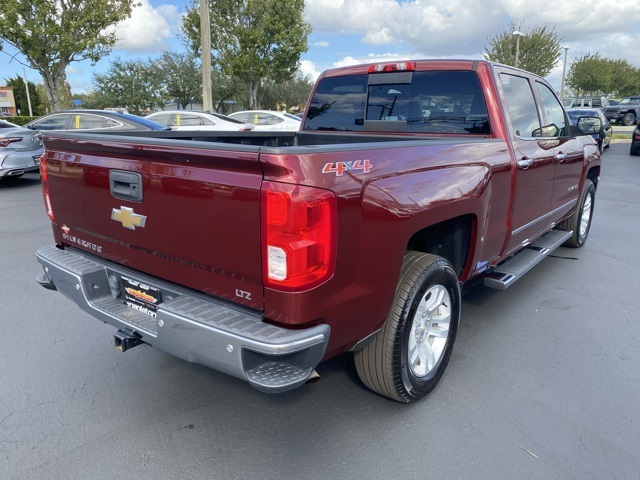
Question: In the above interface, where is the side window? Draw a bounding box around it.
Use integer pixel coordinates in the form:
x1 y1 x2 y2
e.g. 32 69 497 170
535 81 567 137
105 118 124 128
499 74 541 138
257 113 283 125
31 114 70 131
73 114 105 130
232 113 250 123
177 114 202 126
149 113 171 126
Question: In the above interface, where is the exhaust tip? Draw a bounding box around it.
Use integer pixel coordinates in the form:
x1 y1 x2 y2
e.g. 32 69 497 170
305 369 320 385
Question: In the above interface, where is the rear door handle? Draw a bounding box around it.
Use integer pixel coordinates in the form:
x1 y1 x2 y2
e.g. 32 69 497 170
517 158 534 169
555 152 567 161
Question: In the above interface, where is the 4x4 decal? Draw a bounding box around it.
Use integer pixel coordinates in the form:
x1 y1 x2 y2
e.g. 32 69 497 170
322 159 372 177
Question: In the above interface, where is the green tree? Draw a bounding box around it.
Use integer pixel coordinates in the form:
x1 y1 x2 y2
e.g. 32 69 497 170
3 75 42 116
35 84 51 114
73 90 110 110
565 54 612 95
92 57 164 115
210 70 245 113
609 59 640 97
483 22 561 77
182 0 312 109
259 72 314 111
0 0 137 112
159 51 202 110
567 54 640 97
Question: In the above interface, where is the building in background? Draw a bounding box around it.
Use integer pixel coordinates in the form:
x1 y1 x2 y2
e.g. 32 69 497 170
0 87 18 116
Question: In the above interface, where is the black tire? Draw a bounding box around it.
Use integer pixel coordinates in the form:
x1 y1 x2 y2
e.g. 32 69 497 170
558 179 596 248
354 252 461 403
631 144 640 156
622 112 636 127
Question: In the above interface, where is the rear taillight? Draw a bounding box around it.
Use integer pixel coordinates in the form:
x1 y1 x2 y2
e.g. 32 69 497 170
0 136 23 147
40 152 55 222
262 181 336 291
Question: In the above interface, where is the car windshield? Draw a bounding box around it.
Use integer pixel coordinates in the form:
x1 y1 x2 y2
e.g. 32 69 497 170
619 98 633 104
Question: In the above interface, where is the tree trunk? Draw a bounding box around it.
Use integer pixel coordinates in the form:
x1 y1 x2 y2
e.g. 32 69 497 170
41 70 62 112
248 80 260 110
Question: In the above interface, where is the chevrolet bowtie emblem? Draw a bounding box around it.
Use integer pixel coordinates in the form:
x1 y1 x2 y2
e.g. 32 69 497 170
111 206 147 230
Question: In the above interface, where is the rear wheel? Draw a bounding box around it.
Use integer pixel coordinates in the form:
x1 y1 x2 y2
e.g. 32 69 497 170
558 179 595 248
622 112 636 126
354 252 461 403
631 143 640 156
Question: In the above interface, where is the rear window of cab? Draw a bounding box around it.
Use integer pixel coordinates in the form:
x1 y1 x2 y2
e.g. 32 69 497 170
304 71 489 135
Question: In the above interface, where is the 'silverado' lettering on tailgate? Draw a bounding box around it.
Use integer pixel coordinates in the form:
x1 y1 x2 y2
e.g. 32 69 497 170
62 232 103 253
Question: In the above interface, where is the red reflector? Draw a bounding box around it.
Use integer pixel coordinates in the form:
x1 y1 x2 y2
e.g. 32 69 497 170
368 62 416 73
262 181 336 291
40 152 55 222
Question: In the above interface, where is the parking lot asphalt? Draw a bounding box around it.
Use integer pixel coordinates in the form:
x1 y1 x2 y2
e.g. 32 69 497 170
1 142 639 480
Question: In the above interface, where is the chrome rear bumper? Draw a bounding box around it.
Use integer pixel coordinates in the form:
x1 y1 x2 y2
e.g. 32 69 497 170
36 245 329 393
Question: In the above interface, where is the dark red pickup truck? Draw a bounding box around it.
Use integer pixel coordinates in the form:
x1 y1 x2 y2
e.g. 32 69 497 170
36 60 601 402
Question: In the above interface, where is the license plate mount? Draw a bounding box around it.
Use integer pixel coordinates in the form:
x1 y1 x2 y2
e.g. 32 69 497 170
121 275 162 317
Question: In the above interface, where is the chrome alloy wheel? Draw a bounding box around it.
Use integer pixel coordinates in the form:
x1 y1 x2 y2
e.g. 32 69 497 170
408 284 451 377
580 192 593 238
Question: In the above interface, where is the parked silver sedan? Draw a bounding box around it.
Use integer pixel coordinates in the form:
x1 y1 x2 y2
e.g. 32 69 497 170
0 120 44 179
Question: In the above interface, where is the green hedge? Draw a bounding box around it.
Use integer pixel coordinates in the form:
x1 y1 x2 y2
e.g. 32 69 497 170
4 116 38 126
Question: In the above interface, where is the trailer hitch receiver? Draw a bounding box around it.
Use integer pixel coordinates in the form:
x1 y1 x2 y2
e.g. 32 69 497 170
114 328 143 352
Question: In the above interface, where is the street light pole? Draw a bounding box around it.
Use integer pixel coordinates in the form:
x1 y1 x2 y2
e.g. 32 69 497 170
513 31 525 69
23 68 33 117
200 0 213 112
560 47 569 98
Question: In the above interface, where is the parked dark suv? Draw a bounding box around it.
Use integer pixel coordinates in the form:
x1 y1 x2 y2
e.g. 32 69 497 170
603 96 640 126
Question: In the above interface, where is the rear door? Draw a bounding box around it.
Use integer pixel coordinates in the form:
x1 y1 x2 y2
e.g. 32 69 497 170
44 134 265 310
534 80 585 226
498 72 557 253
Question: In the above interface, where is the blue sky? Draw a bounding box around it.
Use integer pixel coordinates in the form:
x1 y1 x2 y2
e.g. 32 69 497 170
2 0 640 96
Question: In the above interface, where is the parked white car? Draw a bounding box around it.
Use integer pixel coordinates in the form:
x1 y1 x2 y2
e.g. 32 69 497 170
228 110 301 131
146 111 254 131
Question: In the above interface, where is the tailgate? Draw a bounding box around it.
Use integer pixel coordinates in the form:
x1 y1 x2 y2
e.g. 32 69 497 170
43 133 265 310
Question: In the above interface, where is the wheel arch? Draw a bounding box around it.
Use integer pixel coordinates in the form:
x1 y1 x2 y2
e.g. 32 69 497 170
406 214 476 279
587 165 600 189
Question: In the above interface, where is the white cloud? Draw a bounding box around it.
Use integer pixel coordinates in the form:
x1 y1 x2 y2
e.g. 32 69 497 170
113 0 178 53
304 0 640 64
313 41 330 47
299 60 323 81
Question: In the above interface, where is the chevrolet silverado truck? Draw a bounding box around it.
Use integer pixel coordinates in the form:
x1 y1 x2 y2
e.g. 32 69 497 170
35 60 601 403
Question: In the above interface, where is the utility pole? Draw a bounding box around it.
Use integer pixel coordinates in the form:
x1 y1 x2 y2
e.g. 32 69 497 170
23 68 33 117
513 31 525 69
560 47 569 98
200 0 213 112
